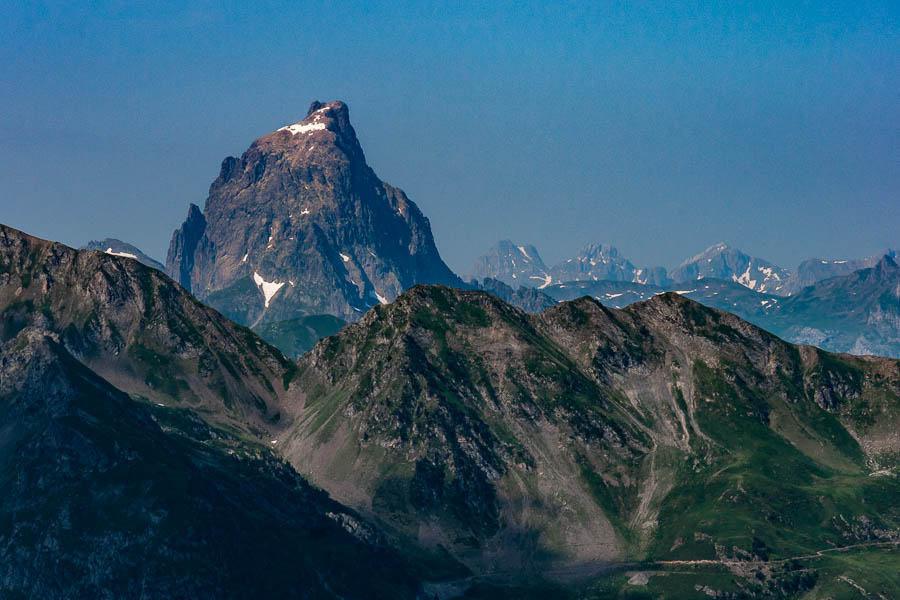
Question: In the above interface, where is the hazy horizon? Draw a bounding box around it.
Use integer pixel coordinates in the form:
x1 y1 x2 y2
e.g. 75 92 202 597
3 1 897 275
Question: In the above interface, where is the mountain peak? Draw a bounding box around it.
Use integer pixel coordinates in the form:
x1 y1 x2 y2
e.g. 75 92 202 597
166 100 461 323
270 100 353 142
678 242 735 267
873 253 899 276
578 242 620 258
467 240 550 288
306 99 347 118
671 243 790 294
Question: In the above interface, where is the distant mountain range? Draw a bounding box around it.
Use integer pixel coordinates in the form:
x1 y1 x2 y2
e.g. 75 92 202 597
85 233 899 361
468 239 670 289
544 254 900 358
471 239 897 297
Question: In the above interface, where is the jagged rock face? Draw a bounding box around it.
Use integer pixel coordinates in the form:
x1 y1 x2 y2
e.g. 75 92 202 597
670 242 791 294
166 101 462 325
782 249 898 295
81 238 165 271
166 203 206 290
0 225 293 436
286 284 900 579
0 329 420 599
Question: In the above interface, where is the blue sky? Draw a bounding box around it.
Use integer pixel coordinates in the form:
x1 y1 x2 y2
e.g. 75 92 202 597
2 1 897 273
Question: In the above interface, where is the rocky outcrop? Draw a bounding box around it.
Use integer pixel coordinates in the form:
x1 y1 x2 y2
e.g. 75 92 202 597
165 203 206 290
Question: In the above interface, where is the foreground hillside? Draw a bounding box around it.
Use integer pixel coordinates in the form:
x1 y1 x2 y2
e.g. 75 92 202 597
0 224 423 597
2 224 899 598
288 285 900 597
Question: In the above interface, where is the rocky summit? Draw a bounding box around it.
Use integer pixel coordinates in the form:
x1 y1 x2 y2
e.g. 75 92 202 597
166 100 462 326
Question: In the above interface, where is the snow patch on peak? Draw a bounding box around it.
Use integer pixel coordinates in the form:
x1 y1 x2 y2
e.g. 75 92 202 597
278 121 327 135
340 253 351 263
517 245 531 259
253 272 285 308
104 248 138 260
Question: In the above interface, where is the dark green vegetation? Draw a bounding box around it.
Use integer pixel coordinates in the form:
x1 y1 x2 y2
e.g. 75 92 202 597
252 314 347 359
3 224 900 598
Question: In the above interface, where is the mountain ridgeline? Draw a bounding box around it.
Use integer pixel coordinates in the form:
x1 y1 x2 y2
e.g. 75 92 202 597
284 285 900 597
1 225 292 436
166 101 462 326
3 225 900 597
0 224 423 598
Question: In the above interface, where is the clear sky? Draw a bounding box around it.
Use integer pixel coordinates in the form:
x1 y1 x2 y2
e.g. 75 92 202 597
2 1 897 274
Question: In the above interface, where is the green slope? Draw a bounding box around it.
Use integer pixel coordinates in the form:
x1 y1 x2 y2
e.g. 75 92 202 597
285 285 900 597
